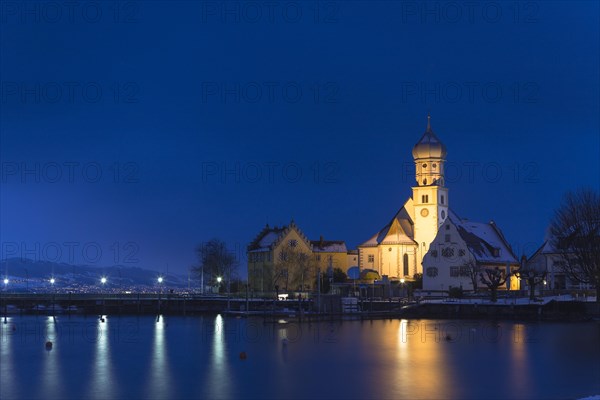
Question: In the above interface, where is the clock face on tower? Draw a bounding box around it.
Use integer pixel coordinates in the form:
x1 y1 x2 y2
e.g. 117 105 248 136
420 208 429 217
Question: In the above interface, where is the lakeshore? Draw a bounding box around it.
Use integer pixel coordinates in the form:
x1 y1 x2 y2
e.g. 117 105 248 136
1 293 598 322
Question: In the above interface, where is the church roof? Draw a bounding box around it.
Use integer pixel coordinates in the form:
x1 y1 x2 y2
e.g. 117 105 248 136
359 205 416 247
449 213 518 264
412 115 447 159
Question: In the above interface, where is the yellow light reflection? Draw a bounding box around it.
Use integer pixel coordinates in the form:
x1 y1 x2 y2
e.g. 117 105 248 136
509 323 531 394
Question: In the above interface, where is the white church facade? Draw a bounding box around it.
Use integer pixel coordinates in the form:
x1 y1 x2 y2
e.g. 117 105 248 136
357 116 520 291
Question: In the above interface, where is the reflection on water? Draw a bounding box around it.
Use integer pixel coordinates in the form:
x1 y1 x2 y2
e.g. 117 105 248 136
0 317 17 398
204 314 231 399
510 323 532 395
40 317 62 398
1 316 598 399
88 316 117 399
146 315 172 399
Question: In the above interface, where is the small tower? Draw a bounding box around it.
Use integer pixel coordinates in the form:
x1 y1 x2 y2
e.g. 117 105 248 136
412 114 449 267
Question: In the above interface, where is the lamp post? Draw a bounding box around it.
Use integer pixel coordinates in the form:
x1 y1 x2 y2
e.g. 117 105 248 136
216 276 222 294
157 276 164 316
100 277 107 319
1 278 7 323
400 278 406 300
50 278 56 317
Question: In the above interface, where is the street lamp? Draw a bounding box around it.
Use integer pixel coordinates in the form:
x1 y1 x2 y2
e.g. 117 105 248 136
3 278 8 286
101 277 107 285
216 276 222 294
50 278 55 285
157 276 164 295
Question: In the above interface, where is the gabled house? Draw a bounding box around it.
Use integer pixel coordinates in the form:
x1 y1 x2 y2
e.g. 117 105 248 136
422 212 520 292
247 221 348 293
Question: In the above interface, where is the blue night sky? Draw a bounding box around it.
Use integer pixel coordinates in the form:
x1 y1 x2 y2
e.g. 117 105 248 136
1 1 598 277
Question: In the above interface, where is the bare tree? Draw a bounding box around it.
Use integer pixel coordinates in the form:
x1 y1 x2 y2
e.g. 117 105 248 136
479 267 509 302
273 245 316 292
515 255 547 301
191 239 238 293
549 188 600 302
461 258 481 292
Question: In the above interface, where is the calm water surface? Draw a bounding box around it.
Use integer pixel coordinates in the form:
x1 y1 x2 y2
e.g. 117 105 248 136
0 315 598 399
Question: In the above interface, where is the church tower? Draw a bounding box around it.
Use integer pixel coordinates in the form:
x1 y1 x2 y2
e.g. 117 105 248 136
411 114 449 267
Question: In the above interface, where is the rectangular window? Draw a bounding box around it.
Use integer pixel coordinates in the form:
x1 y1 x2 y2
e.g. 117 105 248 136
450 267 459 277
459 267 470 277
445 234 451 243
315 254 321 261
441 195 445 205
368 255 374 263
421 195 429 203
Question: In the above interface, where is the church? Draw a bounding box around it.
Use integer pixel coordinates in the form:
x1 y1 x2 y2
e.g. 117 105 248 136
357 115 449 279
357 115 520 291
247 115 520 293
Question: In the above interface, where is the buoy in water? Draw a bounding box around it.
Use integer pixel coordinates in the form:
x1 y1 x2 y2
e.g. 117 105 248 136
239 351 247 360
45 341 53 351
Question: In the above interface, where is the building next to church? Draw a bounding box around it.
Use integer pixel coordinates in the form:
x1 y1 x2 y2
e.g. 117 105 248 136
247 221 349 293
421 214 520 291
358 115 519 292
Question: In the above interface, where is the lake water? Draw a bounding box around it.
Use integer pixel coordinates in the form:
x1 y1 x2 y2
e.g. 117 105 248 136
0 315 598 399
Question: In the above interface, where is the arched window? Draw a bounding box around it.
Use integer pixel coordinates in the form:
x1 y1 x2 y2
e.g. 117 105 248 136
403 253 409 276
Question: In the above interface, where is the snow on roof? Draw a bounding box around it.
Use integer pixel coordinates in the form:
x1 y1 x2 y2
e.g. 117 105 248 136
311 240 347 253
454 219 518 264
248 225 287 251
359 205 415 247
258 231 280 248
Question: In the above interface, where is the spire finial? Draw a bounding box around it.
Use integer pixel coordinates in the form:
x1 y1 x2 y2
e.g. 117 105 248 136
426 113 431 131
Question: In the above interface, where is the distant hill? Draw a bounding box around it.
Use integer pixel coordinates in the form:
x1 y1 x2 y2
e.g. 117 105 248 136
0 258 189 291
